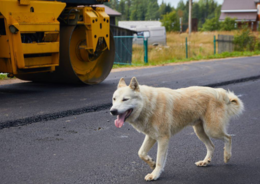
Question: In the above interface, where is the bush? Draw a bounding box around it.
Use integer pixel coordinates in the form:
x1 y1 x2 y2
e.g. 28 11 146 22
200 17 237 32
254 39 260 50
233 25 257 51
220 17 237 31
200 17 220 31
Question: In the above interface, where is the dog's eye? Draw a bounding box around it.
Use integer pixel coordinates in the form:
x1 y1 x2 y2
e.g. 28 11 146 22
122 98 129 102
113 98 116 101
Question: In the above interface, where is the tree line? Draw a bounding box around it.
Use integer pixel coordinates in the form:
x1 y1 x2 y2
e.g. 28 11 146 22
105 0 173 21
105 0 222 31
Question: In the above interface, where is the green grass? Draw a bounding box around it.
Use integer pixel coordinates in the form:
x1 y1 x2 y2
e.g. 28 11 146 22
113 50 260 68
0 73 8 80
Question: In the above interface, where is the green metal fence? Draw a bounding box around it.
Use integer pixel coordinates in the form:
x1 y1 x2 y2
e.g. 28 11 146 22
113 36 148 65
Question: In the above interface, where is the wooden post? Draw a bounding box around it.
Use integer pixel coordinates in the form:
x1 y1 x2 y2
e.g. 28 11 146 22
186 37 188 58
189 0 192 35
180 17 182 33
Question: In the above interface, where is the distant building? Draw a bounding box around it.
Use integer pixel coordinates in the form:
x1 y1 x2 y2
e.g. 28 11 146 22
118 21 166 46
118 21 162 29
219 0 260 31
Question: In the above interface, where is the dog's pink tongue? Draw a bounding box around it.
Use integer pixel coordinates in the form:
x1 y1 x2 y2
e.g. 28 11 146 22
114 112 127 128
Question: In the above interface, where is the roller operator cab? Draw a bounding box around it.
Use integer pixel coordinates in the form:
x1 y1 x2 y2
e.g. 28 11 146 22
0 0 115 84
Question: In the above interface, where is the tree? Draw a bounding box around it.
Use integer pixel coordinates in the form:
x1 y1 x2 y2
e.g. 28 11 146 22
136 0 146 20
200 17 220 31
118 0 125 20
129 0 138 20
161 10 180 32
145 0 160 20
123 0 131 20
177 0 185 11
104 0 221 26
130 9 138 20
159 1 167 17
110 0 119 10
158 2 173 18
166 3 173 14
192 3 200 19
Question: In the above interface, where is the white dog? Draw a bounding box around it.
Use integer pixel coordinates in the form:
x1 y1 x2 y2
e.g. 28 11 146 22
110 77 244 181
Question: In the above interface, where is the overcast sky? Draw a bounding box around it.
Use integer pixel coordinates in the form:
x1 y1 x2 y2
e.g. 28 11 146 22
158 0 224 8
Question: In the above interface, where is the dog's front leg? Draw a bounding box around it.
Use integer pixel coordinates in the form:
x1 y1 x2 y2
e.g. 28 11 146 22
138 135 156 169
145 137 169 181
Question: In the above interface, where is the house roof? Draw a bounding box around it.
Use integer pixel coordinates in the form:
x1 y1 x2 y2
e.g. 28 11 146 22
93 4 121 17
221 0 256 11
219 12 257 21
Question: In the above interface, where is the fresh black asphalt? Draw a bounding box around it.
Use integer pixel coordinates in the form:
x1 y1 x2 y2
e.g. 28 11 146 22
0 56 260 183
1 56 260 128
0 79 260 184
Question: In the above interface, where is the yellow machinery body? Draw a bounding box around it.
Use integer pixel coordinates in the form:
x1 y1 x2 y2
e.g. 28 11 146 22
0 0 114 84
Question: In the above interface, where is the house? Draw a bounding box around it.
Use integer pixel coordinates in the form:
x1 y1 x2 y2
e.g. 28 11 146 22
219 0 260 31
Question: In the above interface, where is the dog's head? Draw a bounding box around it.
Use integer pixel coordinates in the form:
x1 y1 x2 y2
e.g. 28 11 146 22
110 77 142 128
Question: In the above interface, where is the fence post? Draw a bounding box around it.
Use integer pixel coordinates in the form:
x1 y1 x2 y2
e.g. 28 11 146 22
144 38 148 64
186 37 188 58
214 35 216 55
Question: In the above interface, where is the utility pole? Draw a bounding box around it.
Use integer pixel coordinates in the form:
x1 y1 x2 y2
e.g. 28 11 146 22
180 17 182 33
189 0 192 35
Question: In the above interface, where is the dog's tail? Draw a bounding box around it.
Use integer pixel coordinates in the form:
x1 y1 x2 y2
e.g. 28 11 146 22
226 90 244 118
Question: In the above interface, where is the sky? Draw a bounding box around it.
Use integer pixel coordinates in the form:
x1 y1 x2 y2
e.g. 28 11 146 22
158 0 224 8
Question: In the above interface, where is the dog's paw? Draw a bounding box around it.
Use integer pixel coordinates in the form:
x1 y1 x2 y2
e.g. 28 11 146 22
224 150 231 163
144 173 158 181
195 159 211 167
148 160 156 170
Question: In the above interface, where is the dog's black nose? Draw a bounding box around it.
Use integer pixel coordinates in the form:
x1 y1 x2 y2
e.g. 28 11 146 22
110 109 118 116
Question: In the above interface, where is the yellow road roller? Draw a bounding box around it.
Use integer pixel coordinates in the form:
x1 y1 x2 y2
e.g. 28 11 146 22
0 0 115 84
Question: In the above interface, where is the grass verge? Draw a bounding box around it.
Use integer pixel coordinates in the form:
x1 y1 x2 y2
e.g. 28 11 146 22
113 50 260 68
113 31 260 68
0 73 8 80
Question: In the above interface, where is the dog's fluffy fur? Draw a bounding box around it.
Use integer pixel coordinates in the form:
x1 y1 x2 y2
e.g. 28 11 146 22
110 77 244 181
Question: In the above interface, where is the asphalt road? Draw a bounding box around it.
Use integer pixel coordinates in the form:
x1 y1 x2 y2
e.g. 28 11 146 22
1 56 260 127
0 56 260 184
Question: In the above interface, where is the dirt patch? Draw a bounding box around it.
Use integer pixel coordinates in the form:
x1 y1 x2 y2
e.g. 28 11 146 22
0 79 28 86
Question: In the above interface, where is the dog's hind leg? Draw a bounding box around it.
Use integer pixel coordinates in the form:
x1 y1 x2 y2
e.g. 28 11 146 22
138 135 156 170
224 134 232 163
144 136 170 181
193 121 215 167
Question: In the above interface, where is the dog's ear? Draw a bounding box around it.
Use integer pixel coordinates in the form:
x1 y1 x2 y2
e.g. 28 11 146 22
118 78 127 88
129 77 140 91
